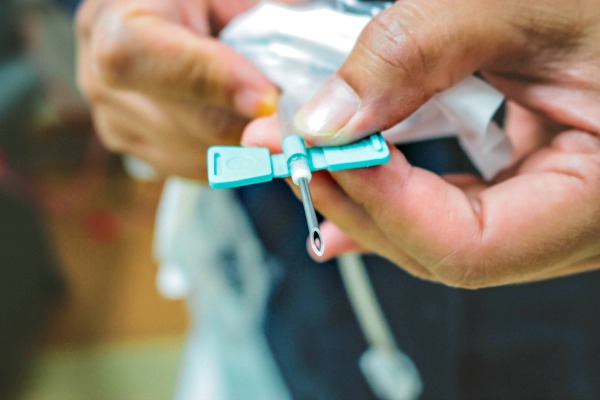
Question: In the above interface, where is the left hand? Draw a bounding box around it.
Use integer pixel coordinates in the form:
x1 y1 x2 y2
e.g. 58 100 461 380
76 0 279 180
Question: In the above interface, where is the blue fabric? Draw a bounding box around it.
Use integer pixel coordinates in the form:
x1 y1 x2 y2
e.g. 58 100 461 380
238 138 600 399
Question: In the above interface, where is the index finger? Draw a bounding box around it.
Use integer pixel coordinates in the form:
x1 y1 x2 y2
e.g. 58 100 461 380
327 137 600 288
84 1 278 118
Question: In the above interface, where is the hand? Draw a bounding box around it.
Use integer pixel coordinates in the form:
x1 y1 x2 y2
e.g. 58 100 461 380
76 0 278 180
244 0 600 288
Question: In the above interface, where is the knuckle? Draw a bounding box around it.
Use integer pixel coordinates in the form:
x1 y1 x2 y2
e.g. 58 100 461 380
98 135 124 153
90 5 145 88
440 264 483 289
98 131 126 153
85 85 106 104
188 62 212 97
94 120 131 153
75 1 94 38
433 250 497 289
77 71 105 103
188 58 227 103
360 11 424 73
357 4 447 94
93 27 134 87
199 107 246 141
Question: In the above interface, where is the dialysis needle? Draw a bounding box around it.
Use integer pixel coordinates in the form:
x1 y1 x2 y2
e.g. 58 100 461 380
295 161 324 257
278 93 325 256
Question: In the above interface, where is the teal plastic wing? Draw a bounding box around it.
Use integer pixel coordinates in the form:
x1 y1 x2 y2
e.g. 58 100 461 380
208 133 390 189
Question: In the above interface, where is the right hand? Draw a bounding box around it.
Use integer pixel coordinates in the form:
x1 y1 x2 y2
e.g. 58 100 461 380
244 0 600 288
76 0 279 180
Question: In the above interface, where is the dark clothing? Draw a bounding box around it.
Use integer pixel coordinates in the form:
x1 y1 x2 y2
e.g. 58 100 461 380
239 138 600 399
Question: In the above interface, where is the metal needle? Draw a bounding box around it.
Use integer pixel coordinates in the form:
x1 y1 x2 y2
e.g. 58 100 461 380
278 92 324 256
298 176 324 256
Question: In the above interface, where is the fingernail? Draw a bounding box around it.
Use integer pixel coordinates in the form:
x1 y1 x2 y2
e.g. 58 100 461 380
235 87 279 118
294 76 359 139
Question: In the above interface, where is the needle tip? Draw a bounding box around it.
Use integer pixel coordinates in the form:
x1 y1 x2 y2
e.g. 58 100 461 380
310 228 325 257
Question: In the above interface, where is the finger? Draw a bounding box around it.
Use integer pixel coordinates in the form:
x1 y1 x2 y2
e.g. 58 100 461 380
134 138 207 180
330 141 600 287
315 221 436 283
313 221 366 262
159 102 248 147
76 0 209 98
94 109 207 180
92 108 144 154
442 173 488 204
207 0 260 32
241 114 283 151
90 91 213 179
89 3 278 118
305 170 434 280
484 73 600 135
77 20 104 105
504 102 563 155
294 0 528 145
330 145 484 285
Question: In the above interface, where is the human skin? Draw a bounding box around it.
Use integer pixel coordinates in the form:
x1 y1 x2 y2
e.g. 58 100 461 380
242 0 600 288
76 0 280 180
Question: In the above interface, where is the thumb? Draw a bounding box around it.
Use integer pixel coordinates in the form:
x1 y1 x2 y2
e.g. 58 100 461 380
294 0 521 145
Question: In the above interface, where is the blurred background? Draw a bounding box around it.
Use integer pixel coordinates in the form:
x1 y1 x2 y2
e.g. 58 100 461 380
1 1 189 398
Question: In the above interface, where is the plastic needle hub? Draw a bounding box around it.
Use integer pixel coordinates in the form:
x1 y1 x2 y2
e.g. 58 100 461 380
298 177 324 256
